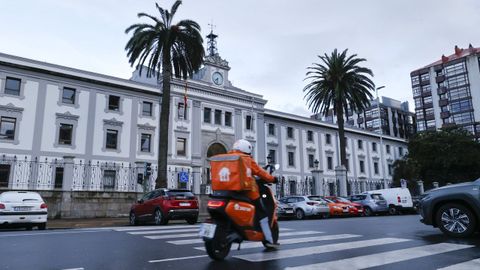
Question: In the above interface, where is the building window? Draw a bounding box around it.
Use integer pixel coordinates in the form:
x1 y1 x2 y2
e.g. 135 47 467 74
0 164 10 188
307 130 313 142
386 145 391 154
308 154 314 168
374 162 379 175
359 160 365 173
214 109 222 125
287 127 294 139
372 142 377 152
141 133 151 152
225 112 232 127
106 129 118 149
288 151 295 166
326 133 331 144
103 170 116 190
58 124 73 145
246 115 253 130
327 156 333 170
176 138 187 156
268 123 275 136
54 167 64 189
268 149 276 164
4 77 21 96
388 164 393 176
358 139 363 150
0 117 16 140
399 147 404 156
108 95 120 111
203 107 211 123
345 158 349 171
62 87 76 104
142 101 153 117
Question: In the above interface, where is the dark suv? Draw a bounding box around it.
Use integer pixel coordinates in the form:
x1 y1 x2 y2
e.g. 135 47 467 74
129 189 199 226
419 179 480 237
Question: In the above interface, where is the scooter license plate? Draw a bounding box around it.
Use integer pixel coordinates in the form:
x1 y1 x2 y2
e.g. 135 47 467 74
199 223 216 239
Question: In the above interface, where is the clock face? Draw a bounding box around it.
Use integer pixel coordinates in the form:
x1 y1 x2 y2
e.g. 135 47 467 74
212 72 224 85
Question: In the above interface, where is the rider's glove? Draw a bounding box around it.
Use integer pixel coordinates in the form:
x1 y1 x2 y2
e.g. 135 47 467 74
273 176 279 184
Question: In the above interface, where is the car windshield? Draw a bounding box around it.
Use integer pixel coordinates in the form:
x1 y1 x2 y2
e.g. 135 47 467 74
323 198 334 203
350 195 366 201
371 194 385 200
308 196 324 202
337 197 351 203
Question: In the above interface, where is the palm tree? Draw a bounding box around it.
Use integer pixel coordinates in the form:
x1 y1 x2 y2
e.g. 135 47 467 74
303 48 375 173
125 1 204 188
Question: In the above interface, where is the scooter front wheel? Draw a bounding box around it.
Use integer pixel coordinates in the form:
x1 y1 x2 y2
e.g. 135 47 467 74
204 229 232 261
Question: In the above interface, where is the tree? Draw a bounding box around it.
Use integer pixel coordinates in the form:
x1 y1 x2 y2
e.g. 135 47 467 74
125 1 204 188
396 127 480 188
303 49 375 169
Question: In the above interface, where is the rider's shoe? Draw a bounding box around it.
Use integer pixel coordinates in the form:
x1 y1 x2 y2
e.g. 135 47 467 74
264 241 280 249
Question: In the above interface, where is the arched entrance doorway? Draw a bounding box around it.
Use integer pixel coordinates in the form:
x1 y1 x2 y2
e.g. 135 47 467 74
203 143 228 191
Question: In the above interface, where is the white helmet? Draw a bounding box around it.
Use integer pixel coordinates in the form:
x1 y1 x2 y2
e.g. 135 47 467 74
232 139 252 154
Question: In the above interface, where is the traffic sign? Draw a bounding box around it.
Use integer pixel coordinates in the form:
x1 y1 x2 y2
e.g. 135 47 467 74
179 171 189 183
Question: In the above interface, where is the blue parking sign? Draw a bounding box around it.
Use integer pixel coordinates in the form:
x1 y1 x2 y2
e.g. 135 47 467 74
179 171 189 183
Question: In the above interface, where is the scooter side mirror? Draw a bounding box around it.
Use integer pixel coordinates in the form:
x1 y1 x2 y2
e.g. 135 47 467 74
274 164 280 170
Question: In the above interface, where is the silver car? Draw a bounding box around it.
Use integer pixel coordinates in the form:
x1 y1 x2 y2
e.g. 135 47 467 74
349 193 388 216
279 196 330 220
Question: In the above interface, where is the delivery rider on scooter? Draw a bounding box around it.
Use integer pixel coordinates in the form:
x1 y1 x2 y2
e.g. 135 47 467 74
230 139 280 248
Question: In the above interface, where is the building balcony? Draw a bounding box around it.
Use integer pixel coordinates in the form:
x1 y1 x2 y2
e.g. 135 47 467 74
442 122 456 128
422 90 432 97
439 99 449 107
427 126 437 131
437 86 447 95
434 64 443 72
440 111 450 119
424 102 433 109
436 75 446 83
425 113 435 121
420 80 430 86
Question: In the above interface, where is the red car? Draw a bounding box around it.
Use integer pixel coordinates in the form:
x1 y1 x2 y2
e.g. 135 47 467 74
129 189 199 225
326 196 364 216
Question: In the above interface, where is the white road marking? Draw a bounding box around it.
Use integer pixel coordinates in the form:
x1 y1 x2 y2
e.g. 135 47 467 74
437 258 480 270
148 255 208 263
234 237 410 262
113 225 199 231
0 230 106 237
145 233 199 240
194 234 361 250
285 243 474 270
128 228 199 235
61 268 84 270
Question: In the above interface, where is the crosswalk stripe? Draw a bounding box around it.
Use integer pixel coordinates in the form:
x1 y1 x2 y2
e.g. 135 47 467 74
233 237 410 262
145 233 199 240
194 234 361 251
437 258 480 270
113 225 199 231
285 243 474 270
168 231 327 246
128 228 199 235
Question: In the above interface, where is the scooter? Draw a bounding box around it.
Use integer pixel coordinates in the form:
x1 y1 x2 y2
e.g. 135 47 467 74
199 164 280 261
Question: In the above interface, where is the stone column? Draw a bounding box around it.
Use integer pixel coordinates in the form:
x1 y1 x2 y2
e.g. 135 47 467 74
417 180 424 195
311 169 324 196
62 156 75 191
192 166 201 194
191 101 202 160
335 165 348 197
360 177 367 192
234 109 243 140
432 182 439 189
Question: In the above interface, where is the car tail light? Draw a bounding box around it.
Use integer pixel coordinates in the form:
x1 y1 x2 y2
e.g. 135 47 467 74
40 203 47 209
0 203 4 209
397 196 401 203
306 202 319 206
207 200 226 208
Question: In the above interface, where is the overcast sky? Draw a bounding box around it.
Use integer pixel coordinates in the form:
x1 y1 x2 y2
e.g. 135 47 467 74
1 0 479 116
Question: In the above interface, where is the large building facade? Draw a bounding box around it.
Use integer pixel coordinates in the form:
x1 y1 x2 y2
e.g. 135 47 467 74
411 45 480 137
0 37 407 202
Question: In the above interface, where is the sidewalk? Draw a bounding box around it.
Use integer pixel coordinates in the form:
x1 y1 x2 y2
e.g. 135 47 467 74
47 214 209 229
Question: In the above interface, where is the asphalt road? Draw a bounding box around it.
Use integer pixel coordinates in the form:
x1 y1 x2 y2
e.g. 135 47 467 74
1 215 480 270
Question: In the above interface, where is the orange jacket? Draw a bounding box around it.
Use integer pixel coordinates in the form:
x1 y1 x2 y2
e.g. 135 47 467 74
230 150 275 200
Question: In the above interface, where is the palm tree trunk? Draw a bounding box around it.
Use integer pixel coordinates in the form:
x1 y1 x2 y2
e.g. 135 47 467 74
157 58 172 189
336 101 347 167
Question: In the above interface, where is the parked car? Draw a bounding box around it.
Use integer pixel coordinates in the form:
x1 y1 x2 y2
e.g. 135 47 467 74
321 197 352 216
419 179 480 238
278 196 330 220
349 193 388 216
129 189 199 226
326 196 363 216
0 191 48 230
366 188 414 215
276 200 295 219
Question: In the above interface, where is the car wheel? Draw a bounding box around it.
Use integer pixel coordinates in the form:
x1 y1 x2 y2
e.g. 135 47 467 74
38 223 46 230
388 206 397 215
436 203 477 238
129 212 138 226
186 216 198 225
154 209 168 225
363 207 372 217
295 209 305 220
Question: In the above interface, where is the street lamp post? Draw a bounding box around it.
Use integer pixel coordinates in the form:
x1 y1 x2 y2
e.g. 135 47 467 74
375 85 388 189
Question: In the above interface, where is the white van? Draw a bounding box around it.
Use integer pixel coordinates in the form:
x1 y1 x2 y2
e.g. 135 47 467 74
366 187 413 215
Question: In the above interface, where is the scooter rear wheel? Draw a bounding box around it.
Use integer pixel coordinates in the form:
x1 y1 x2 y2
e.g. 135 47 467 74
205 228 232 261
